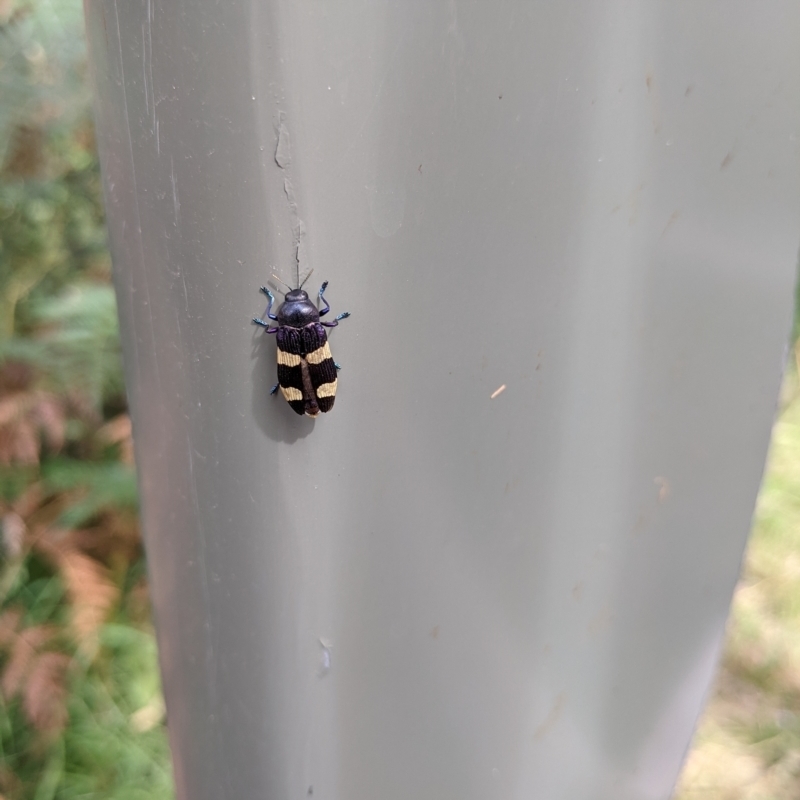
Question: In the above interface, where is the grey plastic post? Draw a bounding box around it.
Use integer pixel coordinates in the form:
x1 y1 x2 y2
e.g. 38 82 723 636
84 2 800 799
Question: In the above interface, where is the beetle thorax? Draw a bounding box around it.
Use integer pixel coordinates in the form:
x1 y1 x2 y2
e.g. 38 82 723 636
277 290 320 327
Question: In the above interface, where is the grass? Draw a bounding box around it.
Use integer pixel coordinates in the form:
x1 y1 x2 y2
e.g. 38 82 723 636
675 359 800 798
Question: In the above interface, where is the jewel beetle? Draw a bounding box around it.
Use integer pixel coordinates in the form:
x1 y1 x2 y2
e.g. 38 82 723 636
253 273 350 417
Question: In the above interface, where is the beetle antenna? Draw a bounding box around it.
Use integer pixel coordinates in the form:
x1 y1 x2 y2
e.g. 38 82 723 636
299 268 314 289
271 273 293 293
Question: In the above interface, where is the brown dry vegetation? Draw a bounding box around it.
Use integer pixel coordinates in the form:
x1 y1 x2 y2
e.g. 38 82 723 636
0 0 172 795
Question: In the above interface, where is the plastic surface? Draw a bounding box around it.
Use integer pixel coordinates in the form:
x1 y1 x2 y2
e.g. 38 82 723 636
84 2 800 798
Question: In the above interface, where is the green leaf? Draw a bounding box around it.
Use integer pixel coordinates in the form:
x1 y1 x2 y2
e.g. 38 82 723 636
43 458 138 526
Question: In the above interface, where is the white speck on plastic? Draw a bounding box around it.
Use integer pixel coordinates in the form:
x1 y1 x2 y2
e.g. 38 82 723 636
319 638 332 676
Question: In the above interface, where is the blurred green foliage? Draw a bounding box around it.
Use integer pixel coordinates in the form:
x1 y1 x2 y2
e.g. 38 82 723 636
676 367 800 797
0 1 173 797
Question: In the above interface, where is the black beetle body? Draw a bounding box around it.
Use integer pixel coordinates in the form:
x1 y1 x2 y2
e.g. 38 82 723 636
253 281 350 417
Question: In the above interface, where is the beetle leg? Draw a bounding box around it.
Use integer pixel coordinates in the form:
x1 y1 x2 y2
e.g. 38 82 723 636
321 311 350 328
270 382 280 395
253 317 279 333
318 280 331 316
259 287 279 320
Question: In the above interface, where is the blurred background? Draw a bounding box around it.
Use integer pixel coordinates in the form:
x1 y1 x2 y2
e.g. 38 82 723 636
0 1 797 798
0 1 171 797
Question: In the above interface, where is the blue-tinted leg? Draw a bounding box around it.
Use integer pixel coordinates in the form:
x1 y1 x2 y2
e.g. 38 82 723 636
321 311 350 329
318 281 330 316
334 362 342 371
259 286 279 320
270 382 280 395
253 317 279 333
